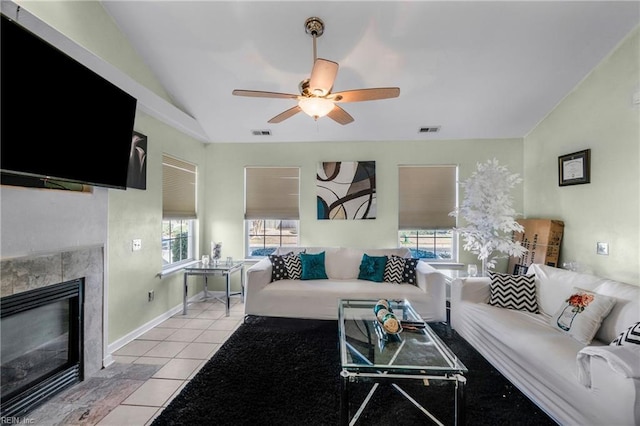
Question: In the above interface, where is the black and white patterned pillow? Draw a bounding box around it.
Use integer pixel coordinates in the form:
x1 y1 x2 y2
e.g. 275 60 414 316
402 258 419 286
488 272 538 313
383 255 405 284
268 252 292 282
283 253 303 280
611 322 640 346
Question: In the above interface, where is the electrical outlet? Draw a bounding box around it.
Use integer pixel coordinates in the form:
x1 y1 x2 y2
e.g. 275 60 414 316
132 239 142 251
596 242 609 255
148 290 154 302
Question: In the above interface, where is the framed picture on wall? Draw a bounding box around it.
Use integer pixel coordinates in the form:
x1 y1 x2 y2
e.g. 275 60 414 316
127 131 148 190
558 149 590 187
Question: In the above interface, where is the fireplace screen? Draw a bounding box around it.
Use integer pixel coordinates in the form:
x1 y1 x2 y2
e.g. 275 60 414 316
1 279 84 418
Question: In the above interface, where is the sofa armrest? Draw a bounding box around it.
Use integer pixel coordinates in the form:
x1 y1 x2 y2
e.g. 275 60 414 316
415 262 447 321
450 277 491 331
451 277 491 304
245 258 272 296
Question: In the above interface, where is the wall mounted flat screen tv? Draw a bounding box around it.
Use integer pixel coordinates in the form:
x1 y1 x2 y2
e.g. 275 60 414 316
1 14 137 190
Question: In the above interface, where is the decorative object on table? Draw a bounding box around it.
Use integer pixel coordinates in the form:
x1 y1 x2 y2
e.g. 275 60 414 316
201 255 210 266
467 264 478 277
317 161 376 220
211 241 222 265
449 158 527 276
558 149 590 186
373 299 402 334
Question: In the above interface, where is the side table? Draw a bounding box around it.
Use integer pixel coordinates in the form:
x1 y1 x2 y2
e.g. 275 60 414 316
182 261 244 316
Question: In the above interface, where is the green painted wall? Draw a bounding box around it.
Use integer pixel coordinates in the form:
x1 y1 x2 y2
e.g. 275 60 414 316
107 112 206 342
204 139 525 270
524 26 639 284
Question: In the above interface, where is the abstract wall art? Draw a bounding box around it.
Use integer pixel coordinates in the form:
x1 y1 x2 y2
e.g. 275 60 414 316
317 161 376 220
127 131 148 190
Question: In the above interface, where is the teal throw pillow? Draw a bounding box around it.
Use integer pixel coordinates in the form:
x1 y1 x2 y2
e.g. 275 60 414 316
358 254 388 282
300 252 328 280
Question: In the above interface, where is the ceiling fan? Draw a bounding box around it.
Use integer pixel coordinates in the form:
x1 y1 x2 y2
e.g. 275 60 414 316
232 17 400 125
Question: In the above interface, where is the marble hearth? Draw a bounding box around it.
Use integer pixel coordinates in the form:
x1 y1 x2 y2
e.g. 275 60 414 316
1 246 105 378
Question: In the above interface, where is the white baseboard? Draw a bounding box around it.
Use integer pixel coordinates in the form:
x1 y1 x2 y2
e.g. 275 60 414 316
104 291 205 365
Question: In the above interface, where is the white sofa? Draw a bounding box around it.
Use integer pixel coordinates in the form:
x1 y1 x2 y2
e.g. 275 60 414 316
451 263 640 426
244 247 447 321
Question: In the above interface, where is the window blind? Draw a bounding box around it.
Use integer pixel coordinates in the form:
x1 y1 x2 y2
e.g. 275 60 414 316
398 165 457 229
162 154 197 219
245 167 300 220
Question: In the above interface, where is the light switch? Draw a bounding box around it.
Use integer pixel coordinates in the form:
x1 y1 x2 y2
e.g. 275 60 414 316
132 239 142 251
596 242 608 255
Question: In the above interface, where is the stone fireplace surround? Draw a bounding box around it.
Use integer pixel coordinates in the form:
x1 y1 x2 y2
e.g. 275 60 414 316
0 246 105 378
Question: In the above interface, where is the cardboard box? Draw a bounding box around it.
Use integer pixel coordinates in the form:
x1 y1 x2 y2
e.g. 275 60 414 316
508 219 564 275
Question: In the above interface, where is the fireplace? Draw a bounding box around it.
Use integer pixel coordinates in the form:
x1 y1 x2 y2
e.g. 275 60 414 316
1 279 84 418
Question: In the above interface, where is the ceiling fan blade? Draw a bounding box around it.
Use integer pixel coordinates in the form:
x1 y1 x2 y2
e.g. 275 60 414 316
327 105 354 125
268 105 302 123
308 58 339 96
232 89 298 99
331 87 400 103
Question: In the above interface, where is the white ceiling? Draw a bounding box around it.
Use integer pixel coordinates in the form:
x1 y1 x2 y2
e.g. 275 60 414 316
101 1 640 144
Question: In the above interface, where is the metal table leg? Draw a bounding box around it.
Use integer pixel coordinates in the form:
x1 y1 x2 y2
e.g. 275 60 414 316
225 271 231 317
183 273 188 315
455 375 466 425
340 370 350 426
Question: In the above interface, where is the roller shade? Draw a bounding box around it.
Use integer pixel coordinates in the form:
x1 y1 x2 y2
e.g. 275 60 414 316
399 165 457 229
245 167 299 220
162 154 197 219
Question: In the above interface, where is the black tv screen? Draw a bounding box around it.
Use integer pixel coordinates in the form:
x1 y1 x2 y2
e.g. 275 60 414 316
1 14 137 190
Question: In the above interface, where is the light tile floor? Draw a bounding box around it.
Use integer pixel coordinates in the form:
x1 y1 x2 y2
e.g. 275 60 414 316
27 298 244 426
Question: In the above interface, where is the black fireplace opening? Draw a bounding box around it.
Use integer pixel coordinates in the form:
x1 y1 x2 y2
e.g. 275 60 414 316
1 279 84 418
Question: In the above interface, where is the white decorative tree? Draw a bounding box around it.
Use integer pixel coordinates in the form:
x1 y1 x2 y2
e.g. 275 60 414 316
450 158 527 275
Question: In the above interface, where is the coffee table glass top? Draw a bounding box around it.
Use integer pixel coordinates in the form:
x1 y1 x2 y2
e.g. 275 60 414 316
338 299 467 375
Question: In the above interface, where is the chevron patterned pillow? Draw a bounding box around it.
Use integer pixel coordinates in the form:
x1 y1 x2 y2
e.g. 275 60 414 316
610 322 640 346
283 253 303 280
383 255 405 284
488 272 538 313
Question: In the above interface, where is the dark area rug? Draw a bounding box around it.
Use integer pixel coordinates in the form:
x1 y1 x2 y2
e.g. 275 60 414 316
152 316 556 426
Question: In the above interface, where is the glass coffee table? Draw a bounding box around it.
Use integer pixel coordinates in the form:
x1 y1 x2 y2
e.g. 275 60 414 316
338 299 467 426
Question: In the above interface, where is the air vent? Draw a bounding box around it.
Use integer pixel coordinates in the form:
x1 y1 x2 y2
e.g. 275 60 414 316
251 129 271 136
419 126 441 133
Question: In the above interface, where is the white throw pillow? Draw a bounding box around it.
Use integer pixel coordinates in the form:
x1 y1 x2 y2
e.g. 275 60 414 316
549 287 616 344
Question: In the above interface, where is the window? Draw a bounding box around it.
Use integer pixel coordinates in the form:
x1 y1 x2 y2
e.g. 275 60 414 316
162 154 197 268
162 220 194 265
246 220 299 257
245 167 300 257
398 165 458 261
398 229 454 260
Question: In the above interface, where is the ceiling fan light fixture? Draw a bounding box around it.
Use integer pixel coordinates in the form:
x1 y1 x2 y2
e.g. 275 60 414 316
298 97 334 120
